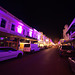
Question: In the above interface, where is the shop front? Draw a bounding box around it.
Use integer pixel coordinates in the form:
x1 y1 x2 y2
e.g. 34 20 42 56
0 31 20 50
0 36 19 50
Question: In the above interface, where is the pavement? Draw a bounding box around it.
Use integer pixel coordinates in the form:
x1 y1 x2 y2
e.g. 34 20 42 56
0 47 74 75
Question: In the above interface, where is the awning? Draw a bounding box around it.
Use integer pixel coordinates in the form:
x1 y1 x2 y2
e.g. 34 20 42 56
0 31 38 41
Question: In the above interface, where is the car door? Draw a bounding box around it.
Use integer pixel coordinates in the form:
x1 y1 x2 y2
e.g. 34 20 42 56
0 48 12 61
7 48 18 58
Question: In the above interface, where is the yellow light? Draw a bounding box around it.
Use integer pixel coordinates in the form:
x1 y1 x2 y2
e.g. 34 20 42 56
20 42 29 44
46 39 49 42
40 44 44 47
20 43 24 49
27 39 29 40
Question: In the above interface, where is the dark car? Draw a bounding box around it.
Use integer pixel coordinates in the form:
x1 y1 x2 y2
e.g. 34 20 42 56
59 45 75 57
44 46 48 49
68 57 75 73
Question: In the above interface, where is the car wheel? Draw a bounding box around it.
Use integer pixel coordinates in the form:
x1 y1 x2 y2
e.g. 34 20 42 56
17 53 22 58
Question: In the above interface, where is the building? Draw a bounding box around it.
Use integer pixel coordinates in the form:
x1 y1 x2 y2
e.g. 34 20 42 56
0 6 52 50
66 18 75 47
66 18 75 39
0 6 38 50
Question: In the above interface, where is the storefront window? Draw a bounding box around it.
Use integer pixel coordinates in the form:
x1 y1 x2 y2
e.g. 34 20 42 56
5 42 8 47
0 42 4 46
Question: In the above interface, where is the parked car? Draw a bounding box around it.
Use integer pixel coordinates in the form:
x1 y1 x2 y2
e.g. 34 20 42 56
58 45 62 50
68 57 75 73
23 43 40 52
59 45 75 57
0 47 23 61
44 46 48 49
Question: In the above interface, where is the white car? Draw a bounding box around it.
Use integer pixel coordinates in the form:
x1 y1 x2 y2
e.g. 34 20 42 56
0 47 23 61
23 43 40 52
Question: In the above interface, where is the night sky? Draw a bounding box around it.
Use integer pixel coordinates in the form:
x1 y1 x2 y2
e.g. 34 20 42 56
0 0 75 42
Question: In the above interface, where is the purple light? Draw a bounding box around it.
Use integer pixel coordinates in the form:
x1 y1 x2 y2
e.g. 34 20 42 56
17 25 22 33
18 22 24 26
34 29 37 31
0 37 4 40
29 29 33 37
38 35 40 40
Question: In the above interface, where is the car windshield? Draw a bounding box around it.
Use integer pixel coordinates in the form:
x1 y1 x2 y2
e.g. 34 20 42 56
0 48 9 52
0 48 16 52
62 46 74 50
24 44 30 47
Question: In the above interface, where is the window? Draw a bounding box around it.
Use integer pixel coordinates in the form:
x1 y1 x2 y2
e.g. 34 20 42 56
27 31 29 36
0 48 9 52
0 42 4 46
8 48 17 51
23 29 25 35
0 48 16 52
11 24 15 31
0 19 6 28
24 44 30 47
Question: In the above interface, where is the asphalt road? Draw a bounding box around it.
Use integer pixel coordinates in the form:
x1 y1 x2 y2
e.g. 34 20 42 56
0 47 74 75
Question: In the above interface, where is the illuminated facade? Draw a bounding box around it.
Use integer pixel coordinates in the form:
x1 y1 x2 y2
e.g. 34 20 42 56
37 32 51 47
66 18 75 39
66 18 75 47
0 6 52 50
0 7 34 38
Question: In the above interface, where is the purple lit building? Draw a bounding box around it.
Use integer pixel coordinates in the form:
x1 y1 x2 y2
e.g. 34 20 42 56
66 18 75 47
0 6 34 38
0 6 38 50
0 6 51 50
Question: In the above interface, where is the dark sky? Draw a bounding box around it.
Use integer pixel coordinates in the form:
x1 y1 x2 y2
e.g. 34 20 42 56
0 0 75 42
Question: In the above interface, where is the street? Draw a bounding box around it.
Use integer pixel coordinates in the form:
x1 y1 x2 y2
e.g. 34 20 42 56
0 47 74 75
